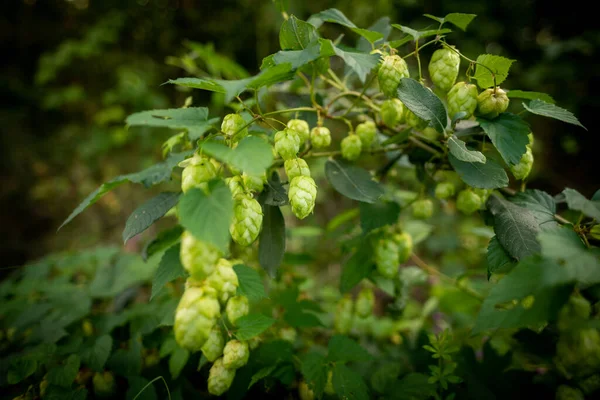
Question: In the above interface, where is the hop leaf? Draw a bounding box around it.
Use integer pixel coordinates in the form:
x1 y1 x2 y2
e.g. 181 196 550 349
378 55 409 97
477 87 509 118
428 47 461 92
275 129 301 160
285 158 311 181
223 340 250 369
310 126 332 148
447 82 478 120
289 175 317 219
174 286 220 351
456 189 483 214
226 295 250 326
287 119 310 143
180 231 222 280
208 358 236 396
180 154 218 193
341 135 362 161
201 327 225 362
230 195 263 247
510 146 534 180
380 99 405 127
355 121 377 148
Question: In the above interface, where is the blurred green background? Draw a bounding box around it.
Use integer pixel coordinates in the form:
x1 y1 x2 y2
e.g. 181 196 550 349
1 0 598 270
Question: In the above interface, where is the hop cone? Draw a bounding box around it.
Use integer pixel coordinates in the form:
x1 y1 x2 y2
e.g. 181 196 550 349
355 287 374 318
380 99 404 127
456 189 483 214
477 87 509 118
274 129 300 160
447 82 478 120
428 47 460 92
279 327 297 343
226 175 245 199
242 173 266 193
285 158 311 181
374 238 399 279
201 327 225 362
207 358 236 396
299 380 315 400
180 231 221 280
222 113 247 139
206 259 239 304
223 340 250 369
435 182 456 200
378 55 409 97
310 126 331 149
394 232 413 264
356 121 377 148
406 109 428 130
510 146 533 180
230 195 263 246
180 155 217 193
289 176 317 220
226 295 250 326
287 119 310 143
412 199 434 219
334 295 354 334
341 135 362 161
473 188 492 203
174 287 220 351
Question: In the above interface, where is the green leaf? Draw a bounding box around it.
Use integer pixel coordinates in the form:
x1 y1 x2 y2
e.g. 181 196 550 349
357 17 392 52
248 365 277 388
178 180 233 253
473 256 572 333
201 136 273 176
340 241 374 293
561 188 600 220
397 78 448 133
487 195 541 260
280 15 318 50
389 373 437 400
260 172 288 206
523 100 586 129
506 90 555 104
7 358 37 384
319 39 380 83
79 335 112 372
327 335 373 363
308 8 383 43
123 192 180 244
444 13 477 31
478 113 530 166
284 307 324 328
448 154 509 189
486 236 516 278
126 107 217 140
325 159 384 203
473 54 516 88
447 136 486 163
235 314 276 340
47 354 80 387
511 189 558 230
391 25 453 41
359 200 401 234
332 364 370 400
258 204 286 278
169 346 190 379
273 42 323 69
126 377 158 400
301 352 328 398
142 225 183 261
233 264 267 301
107 339 142 376
151 244 187 300
44 386 88 400
59 152 188 230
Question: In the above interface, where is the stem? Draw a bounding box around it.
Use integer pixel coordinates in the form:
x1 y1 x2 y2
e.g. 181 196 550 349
341 74 378 117
409 136 442 157
441 43 497 88
415 40 423 83
262 107 318 117
326 90 379 113
402 38 437 59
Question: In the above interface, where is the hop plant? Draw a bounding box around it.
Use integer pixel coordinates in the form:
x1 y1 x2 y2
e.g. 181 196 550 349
380 99 404 127
435 182 456 200
334 295 354 334
477 87 509 118
374 237 399 279
341 135 362 161
274 129 300 160
242 172 266 193
428 47 460 92
221 113 248 139
355 287 375 318
201 327 225 362
230 194 263 247
180 154 218 193
284 157 311 181
288 176 317 219
406 109 428 130
226 295 249 326
456 189 483 214
412 199 434 219
287 119 310 143
180 231 221 280
355 121 377 148
310 126 331 148
206 259 239 304
223 340 250 369
207 358 236 396
378 55 409 97
226 175 246 199
174 286 220 351
510 146 534 180
447 82 478 120
394 232 413 264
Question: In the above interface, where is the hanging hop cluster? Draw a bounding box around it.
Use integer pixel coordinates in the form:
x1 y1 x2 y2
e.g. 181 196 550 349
378 54 410 97
428 47 461 92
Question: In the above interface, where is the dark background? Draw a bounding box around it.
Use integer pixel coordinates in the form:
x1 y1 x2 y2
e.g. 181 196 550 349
1 0 598 269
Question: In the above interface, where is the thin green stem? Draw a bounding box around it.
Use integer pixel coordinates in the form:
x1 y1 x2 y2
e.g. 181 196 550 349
403 38 437 59
409 136 442 156
132 376 171 400
262 107 318 117
441 42 497 88
415 40 423 83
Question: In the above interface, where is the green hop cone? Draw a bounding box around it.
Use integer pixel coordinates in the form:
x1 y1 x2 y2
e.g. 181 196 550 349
207 357 236 396
355 287 375 318
447 82 478 120
477 87 509 118
341 135 362 161
356 121 377 148
310 126 331 149
201 327 225 362
590 225 600 241
287 119 310 143
378 55 409 98
374 238 399 279
279 326 298 342
180 154 218 193
93 372 116 398
288 176 317 220
412 199 434 219
334 295 354 334
230 195 263 247
380 99 405 127
226 295 249 326
510 146 533 180
428 47 460 92
180 231 221 280
223 340 250 369
394 232 413 264
284 157 311 181
473 188 492 204
222 113 248 139
324 370 335 395
206 259 239 304
274 129 300 160
406 109 428 130
298 380 315 400
242 172 266 193
456 189 483 215
226 175 245 199
174 286 220 351
528 132 534 146
435 182 456 200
